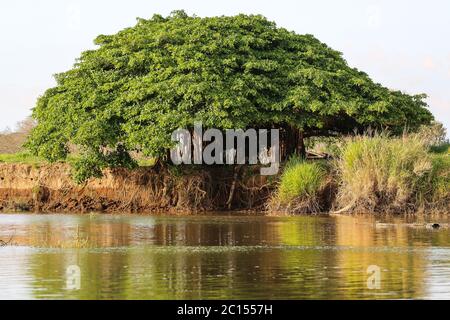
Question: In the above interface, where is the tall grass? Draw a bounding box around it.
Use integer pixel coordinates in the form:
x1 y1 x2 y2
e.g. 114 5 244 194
271 156 328 213
334 133 449 214
427 154 450 205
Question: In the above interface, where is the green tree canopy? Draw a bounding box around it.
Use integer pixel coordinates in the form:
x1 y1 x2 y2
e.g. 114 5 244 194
27 11 433 181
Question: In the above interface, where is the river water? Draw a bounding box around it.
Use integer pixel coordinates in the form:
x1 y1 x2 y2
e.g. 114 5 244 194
0 213 449 299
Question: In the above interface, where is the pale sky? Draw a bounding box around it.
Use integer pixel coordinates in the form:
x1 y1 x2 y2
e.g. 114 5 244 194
0 0 449 133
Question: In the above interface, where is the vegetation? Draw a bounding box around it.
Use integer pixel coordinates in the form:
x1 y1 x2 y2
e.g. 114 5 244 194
0 12 445 214
430 143 449 155
0 152 45 165
0 117 35 154
26 11 433 182
2 121 448 214
271 157 328 213
270 123 449 214
333 133 449 214
0 152 157 166
277 158 326 203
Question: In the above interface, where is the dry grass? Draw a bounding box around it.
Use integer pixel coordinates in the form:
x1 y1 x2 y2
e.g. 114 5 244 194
333 133 449 214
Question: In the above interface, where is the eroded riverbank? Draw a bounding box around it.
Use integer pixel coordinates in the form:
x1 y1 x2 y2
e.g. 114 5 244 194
0 163 275 214
1 161 447 215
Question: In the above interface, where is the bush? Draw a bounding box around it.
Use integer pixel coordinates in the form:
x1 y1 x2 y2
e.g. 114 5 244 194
429 142 449 155
334 133 449 213
272 157 328 213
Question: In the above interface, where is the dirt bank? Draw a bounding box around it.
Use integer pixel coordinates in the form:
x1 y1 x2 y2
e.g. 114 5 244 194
0 163 275 213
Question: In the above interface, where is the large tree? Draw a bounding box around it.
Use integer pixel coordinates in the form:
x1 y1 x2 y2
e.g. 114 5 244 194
27 11 433 181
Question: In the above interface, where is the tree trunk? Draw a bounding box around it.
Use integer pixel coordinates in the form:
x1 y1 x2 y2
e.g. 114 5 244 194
226 165 242 209
298 130 306 159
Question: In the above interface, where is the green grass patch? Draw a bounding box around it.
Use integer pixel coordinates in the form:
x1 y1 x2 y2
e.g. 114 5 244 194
277 157 327 205
137 157 157 167
0 152 46 165
0 153 157 168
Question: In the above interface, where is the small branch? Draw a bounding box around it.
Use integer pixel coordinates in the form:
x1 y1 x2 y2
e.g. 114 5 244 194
330 202 355 214
238 182 273 191
226 165 242 209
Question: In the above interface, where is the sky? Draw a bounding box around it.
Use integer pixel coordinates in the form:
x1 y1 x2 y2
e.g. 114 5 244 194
0 0 449 134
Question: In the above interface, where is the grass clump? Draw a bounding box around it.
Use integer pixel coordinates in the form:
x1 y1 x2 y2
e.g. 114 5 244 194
427 154 450 206
334 133 449 214
137 157 157 167
271 156 328 214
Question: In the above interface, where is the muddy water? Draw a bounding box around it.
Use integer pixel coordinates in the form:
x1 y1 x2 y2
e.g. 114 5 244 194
0 213 449 299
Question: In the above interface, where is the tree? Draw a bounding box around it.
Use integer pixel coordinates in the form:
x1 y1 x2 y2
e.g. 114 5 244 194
26 11 433 181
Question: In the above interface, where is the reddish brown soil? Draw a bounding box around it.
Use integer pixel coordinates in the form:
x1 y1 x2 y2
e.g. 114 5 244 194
0 163 275 214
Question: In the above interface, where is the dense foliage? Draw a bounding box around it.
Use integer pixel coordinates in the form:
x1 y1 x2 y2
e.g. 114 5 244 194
27 11 433 181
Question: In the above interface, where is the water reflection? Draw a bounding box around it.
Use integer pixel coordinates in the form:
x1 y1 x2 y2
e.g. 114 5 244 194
0 214 449 299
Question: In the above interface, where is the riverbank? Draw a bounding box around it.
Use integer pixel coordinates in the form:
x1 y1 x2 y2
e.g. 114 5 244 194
0 163 276 214
1 134 448 215
0 159 447 215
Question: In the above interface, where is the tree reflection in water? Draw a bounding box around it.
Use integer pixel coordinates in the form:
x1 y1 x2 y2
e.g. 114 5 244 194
0 214 448 299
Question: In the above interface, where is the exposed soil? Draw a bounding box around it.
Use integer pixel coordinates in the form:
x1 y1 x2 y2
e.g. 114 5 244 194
0 163 276 214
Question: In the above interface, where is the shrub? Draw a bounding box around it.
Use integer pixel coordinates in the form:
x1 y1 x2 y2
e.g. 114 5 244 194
429 142 449 155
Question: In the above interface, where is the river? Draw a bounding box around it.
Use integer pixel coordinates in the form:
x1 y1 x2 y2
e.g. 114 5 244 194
0 213 449 299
